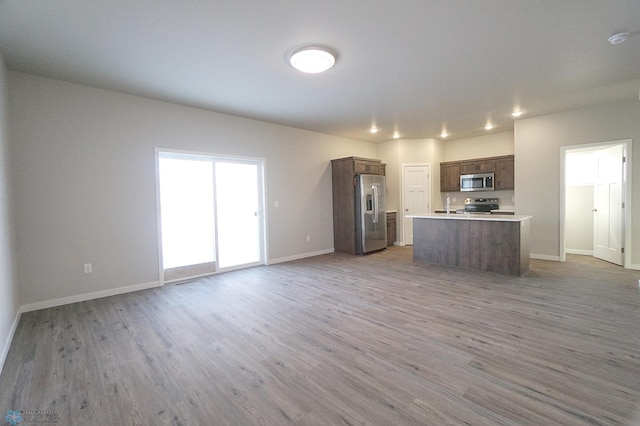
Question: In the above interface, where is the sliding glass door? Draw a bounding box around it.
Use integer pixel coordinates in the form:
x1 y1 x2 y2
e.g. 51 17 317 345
157 151 265 281
215 161 262 269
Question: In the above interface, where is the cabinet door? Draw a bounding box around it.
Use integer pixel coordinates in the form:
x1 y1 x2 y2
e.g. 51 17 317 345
477 159 496 172
354 160 385 175
461 159 496 174
459 161 479 174
440 162 460 191
386 212 396 246
495 156 514 190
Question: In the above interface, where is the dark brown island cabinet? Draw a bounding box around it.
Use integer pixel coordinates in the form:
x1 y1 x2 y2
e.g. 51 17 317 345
331 157 386 254
412 214 531 276
440 154 514 192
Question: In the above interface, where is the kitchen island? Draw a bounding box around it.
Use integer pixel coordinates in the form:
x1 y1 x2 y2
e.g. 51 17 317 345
410 214 532 276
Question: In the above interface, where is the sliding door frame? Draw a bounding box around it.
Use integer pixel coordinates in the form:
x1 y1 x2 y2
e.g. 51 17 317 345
155 148 268 284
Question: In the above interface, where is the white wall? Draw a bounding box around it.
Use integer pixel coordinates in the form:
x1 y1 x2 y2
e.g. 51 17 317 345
515 99 640 267
377 138 444 244
8 72 376 307
378 138 444 211
0 53 20 366
443 131 514 161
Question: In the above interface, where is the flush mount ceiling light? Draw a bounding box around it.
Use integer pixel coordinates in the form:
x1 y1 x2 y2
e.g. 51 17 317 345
484 123 494 130
608 32 630 45
512 110 523 118
290 46 336 73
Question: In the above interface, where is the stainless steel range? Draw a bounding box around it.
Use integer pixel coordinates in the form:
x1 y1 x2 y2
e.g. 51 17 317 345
456 197 500 214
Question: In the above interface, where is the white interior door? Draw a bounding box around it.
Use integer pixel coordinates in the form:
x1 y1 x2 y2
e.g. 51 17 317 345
403 165 430 245
593 145 624 265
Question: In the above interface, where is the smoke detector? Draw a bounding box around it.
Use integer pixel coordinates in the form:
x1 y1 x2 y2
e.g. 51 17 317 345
608 32 630 45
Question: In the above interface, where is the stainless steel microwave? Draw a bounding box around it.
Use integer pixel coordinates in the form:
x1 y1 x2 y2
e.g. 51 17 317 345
460 173 494 192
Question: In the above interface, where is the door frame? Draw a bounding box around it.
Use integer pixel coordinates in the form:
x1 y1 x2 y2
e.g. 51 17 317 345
400 163 431 245
559 139 632 266
155 148 268 283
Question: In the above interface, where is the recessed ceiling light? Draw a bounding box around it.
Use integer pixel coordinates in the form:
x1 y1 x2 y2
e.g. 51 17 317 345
393 131 400 139
370 126 378 134
512 110 523 118
608 32 630 45
440 131 449 138
290 46 336 73
484 124 494 130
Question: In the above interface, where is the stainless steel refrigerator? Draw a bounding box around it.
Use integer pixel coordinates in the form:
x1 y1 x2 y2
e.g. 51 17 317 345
355 174 387 254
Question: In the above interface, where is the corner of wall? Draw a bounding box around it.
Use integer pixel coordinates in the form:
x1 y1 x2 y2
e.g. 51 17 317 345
0 51 22 374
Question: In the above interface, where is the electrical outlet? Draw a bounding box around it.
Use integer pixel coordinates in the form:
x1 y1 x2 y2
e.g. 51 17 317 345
84 263 92 274
306 235 311 241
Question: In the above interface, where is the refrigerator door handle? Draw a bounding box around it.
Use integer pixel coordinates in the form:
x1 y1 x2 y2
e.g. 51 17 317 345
372 185 378 223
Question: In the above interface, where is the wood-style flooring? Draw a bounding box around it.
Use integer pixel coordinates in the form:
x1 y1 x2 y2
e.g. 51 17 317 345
1 247 639 425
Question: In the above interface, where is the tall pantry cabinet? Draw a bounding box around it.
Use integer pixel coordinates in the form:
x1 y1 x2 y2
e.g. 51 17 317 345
331 157 386 254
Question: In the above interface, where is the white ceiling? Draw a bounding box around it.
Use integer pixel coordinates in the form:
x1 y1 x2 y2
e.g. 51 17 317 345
1 0 640 142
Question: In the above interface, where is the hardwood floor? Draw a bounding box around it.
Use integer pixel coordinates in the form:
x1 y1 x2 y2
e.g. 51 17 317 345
1 247 639 425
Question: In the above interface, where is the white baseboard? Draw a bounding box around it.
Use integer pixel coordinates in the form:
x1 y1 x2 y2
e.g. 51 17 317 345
19 280 163 314
0 308 22 375
626 263 640 271
565 249 594 255
267 248 334 265
531 253 561 261
535 253 640 271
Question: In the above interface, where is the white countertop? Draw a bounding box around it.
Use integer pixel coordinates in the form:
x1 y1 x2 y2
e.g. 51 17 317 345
434 208 515 214
409 213 532 222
